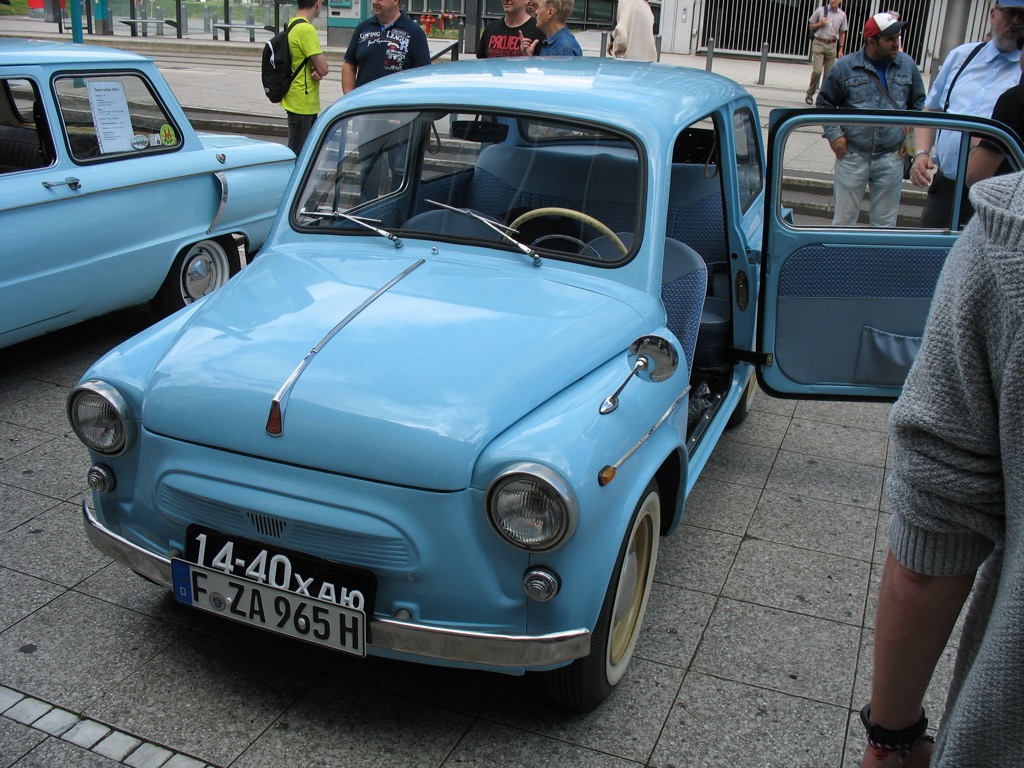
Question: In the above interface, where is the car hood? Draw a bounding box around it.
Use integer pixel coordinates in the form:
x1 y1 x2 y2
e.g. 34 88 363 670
141 248 646 490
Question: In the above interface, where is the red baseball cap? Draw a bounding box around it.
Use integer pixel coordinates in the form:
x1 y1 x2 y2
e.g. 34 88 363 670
864 12 906 38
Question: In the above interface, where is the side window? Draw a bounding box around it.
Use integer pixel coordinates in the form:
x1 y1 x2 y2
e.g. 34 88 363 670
732 107 763 212
53 72 182 163
775 116 1023 231
420 114 483 183
0 78 55 174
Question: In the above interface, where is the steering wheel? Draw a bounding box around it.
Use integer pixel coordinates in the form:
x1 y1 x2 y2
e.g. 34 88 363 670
509 207 628 256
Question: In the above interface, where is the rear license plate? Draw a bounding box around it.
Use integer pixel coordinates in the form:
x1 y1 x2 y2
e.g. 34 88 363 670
172 561 366 656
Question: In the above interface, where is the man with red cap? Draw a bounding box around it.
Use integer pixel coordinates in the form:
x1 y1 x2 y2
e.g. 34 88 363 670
816 12 925 227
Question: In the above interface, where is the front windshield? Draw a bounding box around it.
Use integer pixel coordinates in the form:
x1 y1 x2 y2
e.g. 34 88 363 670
293 109 643 265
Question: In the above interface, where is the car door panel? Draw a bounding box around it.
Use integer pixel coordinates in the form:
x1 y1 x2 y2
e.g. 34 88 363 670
759 109 1024 400
772 243 947 388
2 158 221 339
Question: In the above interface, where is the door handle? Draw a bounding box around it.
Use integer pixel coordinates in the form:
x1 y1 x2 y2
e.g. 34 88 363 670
42 177 82 191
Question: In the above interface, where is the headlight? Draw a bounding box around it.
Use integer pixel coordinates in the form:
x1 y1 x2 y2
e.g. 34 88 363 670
486 463 578 551
67 381 135 455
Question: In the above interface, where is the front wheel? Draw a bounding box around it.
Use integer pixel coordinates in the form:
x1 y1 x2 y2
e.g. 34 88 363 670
544 479 660 711
151 237 241 317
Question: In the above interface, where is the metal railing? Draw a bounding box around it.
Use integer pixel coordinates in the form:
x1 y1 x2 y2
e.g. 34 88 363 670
692 0 991 75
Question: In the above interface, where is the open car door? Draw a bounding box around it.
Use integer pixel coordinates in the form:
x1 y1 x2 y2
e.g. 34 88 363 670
757 108 1024 400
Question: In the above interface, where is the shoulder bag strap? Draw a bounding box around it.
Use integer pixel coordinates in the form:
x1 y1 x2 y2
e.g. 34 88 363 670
287 18 313 81
943 42 987 112
870 73 901 109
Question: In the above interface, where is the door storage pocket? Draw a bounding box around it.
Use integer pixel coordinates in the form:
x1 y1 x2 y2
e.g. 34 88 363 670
854 325 922 385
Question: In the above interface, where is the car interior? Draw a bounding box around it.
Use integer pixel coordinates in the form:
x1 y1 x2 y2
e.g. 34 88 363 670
0 78 53 174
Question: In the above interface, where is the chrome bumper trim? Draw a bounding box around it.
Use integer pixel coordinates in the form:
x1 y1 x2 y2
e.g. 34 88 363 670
82 500 591 667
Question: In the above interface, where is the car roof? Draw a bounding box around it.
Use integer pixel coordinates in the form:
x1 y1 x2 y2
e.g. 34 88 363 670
0 38 151 66
334 57 752 140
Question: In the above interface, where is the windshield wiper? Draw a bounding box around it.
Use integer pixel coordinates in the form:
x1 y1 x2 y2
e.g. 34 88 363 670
425 199 541 267
300 209 403 248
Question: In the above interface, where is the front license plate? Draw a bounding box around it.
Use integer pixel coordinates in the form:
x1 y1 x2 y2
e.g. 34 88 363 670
172 560 366 656
182 525 377 620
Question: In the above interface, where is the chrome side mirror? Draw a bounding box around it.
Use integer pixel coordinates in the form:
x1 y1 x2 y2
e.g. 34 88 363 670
600 336 679 414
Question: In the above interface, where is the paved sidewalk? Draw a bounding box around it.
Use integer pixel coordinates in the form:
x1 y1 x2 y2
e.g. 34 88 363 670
0 15 957 768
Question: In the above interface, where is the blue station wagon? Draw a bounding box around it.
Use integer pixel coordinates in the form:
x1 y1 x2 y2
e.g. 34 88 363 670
0 39 295 349
67 57 1024 709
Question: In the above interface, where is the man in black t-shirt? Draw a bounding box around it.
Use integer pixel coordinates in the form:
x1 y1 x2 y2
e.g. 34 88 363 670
342 0 431 92
966 42 1024 186
477 0 544 57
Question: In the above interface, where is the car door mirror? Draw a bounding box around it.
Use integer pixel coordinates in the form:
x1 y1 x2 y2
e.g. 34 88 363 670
629 335 678 383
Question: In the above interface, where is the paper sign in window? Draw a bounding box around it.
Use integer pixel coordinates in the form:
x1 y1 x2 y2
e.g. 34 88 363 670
87 80 134 154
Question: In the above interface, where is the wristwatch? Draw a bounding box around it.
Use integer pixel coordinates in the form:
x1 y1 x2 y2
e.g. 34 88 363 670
860 704 930 754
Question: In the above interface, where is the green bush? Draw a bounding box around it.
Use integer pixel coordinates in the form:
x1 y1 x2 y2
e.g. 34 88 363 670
0 0 30 16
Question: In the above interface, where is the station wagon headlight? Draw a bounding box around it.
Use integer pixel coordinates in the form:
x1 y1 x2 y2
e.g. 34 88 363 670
67 381 135 456
486 464 578 551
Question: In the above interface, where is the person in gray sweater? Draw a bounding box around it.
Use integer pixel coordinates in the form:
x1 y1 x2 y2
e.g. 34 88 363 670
859 171 1024 766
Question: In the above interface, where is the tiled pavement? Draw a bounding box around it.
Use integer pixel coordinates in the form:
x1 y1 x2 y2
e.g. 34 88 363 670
0 304 960 768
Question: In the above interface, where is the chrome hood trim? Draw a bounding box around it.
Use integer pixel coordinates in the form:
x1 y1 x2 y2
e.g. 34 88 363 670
266 259 425 436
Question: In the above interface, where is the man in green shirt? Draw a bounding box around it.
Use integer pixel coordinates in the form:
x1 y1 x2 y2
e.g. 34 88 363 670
281 0 329 156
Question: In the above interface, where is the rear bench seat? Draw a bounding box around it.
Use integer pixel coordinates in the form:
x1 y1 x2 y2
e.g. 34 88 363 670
0 124 45 174
466 144 640 235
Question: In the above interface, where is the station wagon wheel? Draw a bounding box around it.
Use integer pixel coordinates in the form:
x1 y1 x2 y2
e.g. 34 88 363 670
509 207 627 256
544 478 660 711
152 237 241 317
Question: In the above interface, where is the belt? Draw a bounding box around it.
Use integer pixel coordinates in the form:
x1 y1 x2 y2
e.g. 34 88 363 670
817 38 837 43
848 144 903 156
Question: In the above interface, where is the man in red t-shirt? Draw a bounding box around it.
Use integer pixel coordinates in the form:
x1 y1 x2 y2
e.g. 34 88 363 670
477 0 545 57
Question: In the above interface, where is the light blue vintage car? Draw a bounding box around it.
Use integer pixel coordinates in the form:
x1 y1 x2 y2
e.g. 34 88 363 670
68 57 1024 710
0 39 294 349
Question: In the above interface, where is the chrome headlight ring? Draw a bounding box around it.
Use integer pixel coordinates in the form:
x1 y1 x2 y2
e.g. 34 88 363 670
486 463 579 552
67 381 135 456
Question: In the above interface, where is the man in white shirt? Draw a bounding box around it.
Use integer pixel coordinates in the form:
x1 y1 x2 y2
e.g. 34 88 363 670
909 0 1024 228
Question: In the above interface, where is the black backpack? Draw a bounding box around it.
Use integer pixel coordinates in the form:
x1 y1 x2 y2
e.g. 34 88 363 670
262 18 312 103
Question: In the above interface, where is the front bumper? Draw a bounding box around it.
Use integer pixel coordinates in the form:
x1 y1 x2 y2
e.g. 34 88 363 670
82 500 591 668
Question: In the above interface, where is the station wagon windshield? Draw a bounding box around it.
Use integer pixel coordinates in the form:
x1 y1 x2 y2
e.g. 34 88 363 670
294 109 643 265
